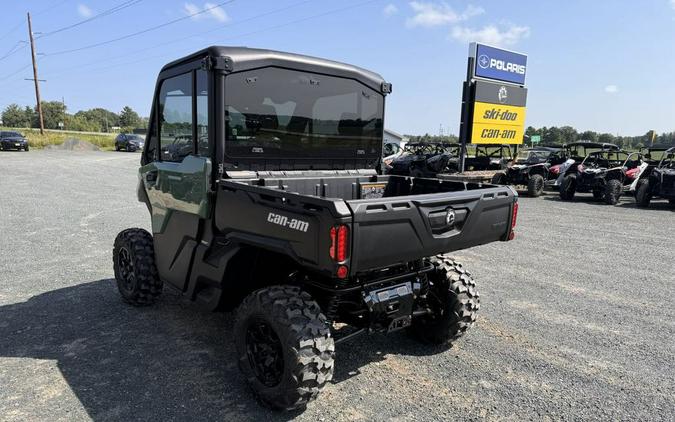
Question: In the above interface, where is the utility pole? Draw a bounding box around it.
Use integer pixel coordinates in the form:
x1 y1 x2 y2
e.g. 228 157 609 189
27 12 44 135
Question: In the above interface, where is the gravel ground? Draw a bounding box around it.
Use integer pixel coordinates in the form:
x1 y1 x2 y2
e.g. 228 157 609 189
1 150 674 421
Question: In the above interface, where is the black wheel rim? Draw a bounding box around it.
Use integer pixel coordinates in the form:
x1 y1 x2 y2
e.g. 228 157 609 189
117 247 135 294
245 319 284 387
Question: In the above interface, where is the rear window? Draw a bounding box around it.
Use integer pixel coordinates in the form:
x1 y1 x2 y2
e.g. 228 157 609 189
224 67 383 159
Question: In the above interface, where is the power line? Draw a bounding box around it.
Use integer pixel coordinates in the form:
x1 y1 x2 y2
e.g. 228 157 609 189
45 0 237 56
0 41 28 62
43 0 315 78
34 0 72 17
0 63 32 82
47 0 383 79
37 0 144 39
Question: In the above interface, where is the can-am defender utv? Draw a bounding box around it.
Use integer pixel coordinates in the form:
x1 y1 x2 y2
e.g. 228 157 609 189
112 46 518 410
635 146 675 207
491 145 564 197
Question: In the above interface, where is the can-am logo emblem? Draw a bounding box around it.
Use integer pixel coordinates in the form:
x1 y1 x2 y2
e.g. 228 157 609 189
445 209 456 226
498 86 508 104
478 55 490 69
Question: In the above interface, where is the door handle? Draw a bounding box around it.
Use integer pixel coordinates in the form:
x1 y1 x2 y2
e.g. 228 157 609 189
146 170 158 183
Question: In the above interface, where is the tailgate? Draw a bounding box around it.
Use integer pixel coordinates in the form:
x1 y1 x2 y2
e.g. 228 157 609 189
346 186 515 272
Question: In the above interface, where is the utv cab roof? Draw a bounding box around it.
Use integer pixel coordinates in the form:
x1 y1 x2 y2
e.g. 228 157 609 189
160 46 390 93
564 142 620 150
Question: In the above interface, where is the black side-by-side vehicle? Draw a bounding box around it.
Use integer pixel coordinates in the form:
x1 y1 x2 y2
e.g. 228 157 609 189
635 146 675 207
491 145 563 196
112 46 519 410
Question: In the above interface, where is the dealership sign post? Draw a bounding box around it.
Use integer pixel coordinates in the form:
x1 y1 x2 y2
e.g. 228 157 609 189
458 43 528 172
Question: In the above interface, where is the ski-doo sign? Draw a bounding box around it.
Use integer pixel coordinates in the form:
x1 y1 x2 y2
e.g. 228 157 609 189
472 43 527 85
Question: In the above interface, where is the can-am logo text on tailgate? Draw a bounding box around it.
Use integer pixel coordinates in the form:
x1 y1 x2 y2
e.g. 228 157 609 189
267 212 309 232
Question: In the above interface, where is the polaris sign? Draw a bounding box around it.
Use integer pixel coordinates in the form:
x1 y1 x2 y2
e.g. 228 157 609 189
471 43 527 86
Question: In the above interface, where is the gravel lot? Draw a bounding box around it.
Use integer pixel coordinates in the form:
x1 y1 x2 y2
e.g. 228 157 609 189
1 150 674 421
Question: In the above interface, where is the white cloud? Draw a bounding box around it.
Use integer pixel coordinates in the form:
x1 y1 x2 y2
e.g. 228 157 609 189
184 2 230 22
671 0 675 9
406 2 484 28
383 4 399 17
451 24 530 47
604 85 619 94
77 4 93 18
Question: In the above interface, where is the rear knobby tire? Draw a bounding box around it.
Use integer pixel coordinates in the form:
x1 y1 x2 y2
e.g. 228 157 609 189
635 179 652 208
527 174 545 197
559 174 576 200
604 179 622 205
410 255 480 346
234 285 335 411
112 228 162 306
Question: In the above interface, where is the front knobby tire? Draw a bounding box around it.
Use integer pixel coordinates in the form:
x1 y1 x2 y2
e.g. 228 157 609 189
410 255 480 346
527 174 545 197
604 179 622 205
635 179 652 208
234 286 335 411
559 174 576 200
112 228 162 306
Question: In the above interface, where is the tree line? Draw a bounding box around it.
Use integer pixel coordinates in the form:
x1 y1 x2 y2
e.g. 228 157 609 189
524 126 674 149
404 126 675 149
1 101 148 133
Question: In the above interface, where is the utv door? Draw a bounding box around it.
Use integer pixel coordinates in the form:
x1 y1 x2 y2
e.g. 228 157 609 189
140 69 212 291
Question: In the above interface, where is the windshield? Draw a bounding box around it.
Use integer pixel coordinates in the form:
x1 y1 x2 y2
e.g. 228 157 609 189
516 149 550 163
224 67 383 159
581 151 633 168
128 134 144 140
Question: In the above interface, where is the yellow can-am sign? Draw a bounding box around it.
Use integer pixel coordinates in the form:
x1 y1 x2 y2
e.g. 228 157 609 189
471 101 526 144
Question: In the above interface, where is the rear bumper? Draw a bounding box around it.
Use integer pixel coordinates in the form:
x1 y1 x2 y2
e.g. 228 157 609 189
1 142 27 150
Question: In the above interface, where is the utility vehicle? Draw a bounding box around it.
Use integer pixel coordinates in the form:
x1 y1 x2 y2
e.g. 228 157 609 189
112 47 518 410
491 145 563 197
559 148 642 204
463 145 514 172
548 142 619 190
386 142 451 176
635 146 675 207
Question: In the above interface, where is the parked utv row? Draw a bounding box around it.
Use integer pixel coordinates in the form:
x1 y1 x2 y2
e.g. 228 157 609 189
488 142 675 208
385 142 513 177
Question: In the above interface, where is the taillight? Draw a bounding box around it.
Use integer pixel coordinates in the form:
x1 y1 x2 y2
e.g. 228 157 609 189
508 200 518 240
329 225 350 278
329 225 349 261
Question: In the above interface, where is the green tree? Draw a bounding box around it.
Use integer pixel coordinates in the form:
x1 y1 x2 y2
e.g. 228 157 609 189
1 104 31 127
559 126 578 144
37 101 67 129
597 133 616 144
75 108 119 132
119 106 140 130
579 130 598 142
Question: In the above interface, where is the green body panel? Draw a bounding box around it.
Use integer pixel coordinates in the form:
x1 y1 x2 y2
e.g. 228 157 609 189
138 155 212 234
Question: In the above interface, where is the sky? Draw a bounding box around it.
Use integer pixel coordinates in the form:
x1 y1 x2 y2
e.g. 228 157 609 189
0 0 673 137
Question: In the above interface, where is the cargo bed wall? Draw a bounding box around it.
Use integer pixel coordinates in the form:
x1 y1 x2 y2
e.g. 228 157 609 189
231 174 478 201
